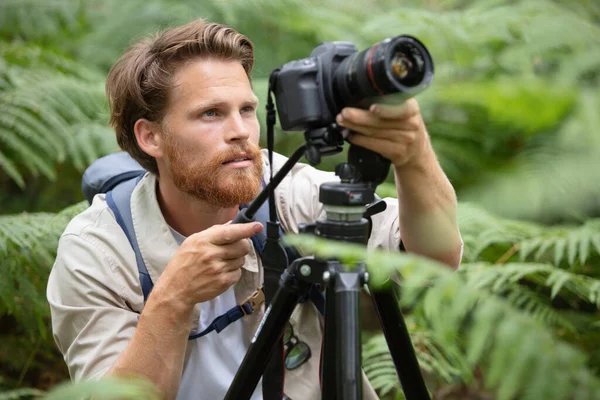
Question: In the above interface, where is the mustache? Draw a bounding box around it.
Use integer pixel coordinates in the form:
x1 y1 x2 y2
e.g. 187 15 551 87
211 143 262 165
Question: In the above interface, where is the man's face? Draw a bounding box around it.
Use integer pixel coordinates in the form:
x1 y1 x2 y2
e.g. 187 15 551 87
159 58 262 207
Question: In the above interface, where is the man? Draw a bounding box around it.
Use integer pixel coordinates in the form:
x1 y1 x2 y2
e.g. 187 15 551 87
47 19 462 400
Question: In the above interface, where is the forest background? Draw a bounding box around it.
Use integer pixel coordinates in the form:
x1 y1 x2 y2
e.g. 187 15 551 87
1 0 599 399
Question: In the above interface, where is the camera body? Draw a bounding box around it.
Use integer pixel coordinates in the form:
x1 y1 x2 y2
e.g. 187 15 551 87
271 41 355 131
271 35 434 132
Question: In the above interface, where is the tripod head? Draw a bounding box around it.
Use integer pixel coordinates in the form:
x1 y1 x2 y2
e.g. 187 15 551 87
296 123 392 246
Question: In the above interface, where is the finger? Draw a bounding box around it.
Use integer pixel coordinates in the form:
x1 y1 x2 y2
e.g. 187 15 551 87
369 98 420 120
337 109 421 134
336 118 404 140
220 268 242 287
337 107 400 130
221 256 246 272
209 222 263 245
347 133 408 162
220 240 252 260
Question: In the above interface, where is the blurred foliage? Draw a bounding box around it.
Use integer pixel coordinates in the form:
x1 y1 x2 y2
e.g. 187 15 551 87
0 376 158 399
1 0 599 399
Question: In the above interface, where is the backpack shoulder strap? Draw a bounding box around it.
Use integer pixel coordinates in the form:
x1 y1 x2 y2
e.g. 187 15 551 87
105 176 154 302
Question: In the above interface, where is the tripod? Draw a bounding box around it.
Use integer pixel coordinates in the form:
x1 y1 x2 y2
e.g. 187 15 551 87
226 126 431 400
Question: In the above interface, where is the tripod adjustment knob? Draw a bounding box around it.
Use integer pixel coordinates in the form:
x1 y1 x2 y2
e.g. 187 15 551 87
334 163 356 183
364 199 387 218
306 146 321 166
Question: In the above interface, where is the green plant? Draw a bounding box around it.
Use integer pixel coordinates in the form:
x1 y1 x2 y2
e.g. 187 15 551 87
0 376 158 400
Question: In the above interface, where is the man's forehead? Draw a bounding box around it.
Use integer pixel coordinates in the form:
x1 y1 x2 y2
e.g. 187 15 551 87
174 59 249 86
170 60 255 103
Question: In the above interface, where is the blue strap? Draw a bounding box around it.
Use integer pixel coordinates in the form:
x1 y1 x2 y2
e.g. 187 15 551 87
188 303 253 340
106 176 153 303
188 287 265 340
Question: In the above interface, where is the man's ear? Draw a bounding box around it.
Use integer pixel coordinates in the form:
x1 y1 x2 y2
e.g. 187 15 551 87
134 118 164 158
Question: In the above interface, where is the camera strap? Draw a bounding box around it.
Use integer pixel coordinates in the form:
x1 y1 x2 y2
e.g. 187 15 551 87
261 74 287 400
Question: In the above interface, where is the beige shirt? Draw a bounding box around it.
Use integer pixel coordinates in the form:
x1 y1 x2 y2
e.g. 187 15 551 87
47 150 402 399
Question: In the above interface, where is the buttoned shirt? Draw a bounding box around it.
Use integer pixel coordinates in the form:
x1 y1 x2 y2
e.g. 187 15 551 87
47 150 403 399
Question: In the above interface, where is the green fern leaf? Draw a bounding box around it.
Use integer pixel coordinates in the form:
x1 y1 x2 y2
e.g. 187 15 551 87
568 231 581 266
505 286 576 332
579 230 591 266
0 105 60 156
0 205 86 336
0 387 44 399
548 269 574 299
0 149 23 187
495 331 537 400
68 122 117 170
591 234 600 256
485 318 523 395
0 56 111 185
589 281 600 305
466 300 503 366
460 202 600 267
0 127 56 179
554 237 568 266
0 0 84 42
533 238 554 262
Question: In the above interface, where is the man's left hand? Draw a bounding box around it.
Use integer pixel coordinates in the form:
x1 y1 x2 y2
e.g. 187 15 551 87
335 98 430 169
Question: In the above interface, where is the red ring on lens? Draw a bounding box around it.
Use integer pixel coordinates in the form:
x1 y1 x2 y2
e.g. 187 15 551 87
367 44 384 96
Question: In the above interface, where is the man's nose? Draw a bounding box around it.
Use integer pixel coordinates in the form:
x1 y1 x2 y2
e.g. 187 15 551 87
225 113 251 142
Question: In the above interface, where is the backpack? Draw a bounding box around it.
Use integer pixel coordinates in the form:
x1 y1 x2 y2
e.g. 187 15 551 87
82 151 324 340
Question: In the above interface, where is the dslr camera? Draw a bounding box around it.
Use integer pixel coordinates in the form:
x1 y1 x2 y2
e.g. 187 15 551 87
270 35 434 132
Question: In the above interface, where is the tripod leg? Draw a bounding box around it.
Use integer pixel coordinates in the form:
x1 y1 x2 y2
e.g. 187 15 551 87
337 272 363 400
224 270 311 400
370 287 431 400
322 268 363 400
320 269 337 399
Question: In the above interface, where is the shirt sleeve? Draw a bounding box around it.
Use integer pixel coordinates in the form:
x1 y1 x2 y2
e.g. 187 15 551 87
46 232 142 381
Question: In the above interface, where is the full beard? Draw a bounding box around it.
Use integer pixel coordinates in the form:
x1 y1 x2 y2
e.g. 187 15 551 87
165 139 263 208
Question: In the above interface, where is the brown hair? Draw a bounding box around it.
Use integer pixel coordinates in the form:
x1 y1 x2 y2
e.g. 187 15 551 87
105 19 255 174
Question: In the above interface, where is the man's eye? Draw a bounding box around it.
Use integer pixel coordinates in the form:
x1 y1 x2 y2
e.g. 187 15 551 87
241 106 255 113
204 109 218 117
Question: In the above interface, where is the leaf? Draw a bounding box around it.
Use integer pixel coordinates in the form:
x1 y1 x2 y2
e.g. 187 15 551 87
547 270 571 299
568 231 580 266
0 149 24 187
579 229 591 265
554 238 568 266
0 388 44 399
43 377 159 400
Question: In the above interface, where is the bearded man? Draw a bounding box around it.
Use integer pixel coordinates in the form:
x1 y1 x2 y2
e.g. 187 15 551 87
47 19 462 400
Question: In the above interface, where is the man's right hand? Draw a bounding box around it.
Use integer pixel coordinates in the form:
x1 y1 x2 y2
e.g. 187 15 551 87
154 221 264 310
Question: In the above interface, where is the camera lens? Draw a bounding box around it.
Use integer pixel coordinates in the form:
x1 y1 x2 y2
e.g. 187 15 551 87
333 35 433 109
390 49 419 84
